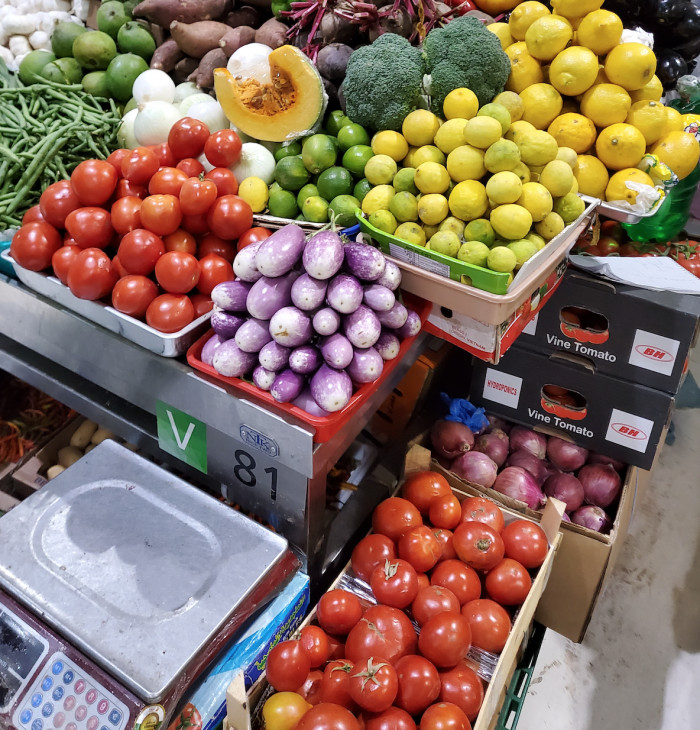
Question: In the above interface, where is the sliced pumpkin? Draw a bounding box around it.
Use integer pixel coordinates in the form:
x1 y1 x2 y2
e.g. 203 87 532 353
214 45 327 143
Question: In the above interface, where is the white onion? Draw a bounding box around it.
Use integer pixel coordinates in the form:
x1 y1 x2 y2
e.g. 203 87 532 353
187 101 229 132
197 152 216 172
229 121 255 144
231 143 276 184
132 69 176 104
117 108 139 149
179 93 216 115
227 43 272 83
173 81 200 104
134 101 182 145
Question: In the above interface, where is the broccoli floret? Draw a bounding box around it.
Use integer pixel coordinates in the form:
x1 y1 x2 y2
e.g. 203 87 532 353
340 33 426 132
423 16 511 115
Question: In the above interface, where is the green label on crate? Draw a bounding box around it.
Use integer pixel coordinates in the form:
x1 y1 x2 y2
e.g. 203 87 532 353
156 401 207 473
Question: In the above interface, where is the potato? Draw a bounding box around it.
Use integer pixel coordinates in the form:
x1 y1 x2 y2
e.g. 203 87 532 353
46 465 66 481
219 26 256 58
225 6 260 29
84 444 97 454
189 47 227 88
170 20 231 58
134 0 227 27
173 56 199 84
69 420 98 450
254 18 288 50
91 427 115 445
57 446 83 468
150 38 184 72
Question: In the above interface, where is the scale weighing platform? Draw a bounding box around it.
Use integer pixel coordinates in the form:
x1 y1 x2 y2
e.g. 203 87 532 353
0 440 298 730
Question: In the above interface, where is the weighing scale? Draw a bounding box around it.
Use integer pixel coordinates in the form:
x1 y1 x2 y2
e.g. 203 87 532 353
0 441 299 730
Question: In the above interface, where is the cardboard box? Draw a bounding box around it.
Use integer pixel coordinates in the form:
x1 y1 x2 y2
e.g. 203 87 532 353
469 345 674 469
518 269 700 393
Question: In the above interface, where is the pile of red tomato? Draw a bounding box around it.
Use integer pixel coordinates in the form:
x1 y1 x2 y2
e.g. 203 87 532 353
9 118 272 333
261 471 549 730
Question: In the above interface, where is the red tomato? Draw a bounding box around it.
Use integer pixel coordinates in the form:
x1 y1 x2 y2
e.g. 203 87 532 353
364 707 416 730
168 118 210 159
453 522 505 572
484 559 531 606
430 560 481 606
147 143 177 168
320 660 356 709
438 665 484 722
394 655 441 716
115 179 149 199
600 219 625 242
181 213 210 235
418 613 471 668
67 248 117 300
111 275 159 318
300 626 331 668
155 251 200 294
420 702 470 730
176 158 205 177
295 703 360 730
205 167 239 196
51 245 81 285
402 471 452 515
327 635 345 661
461 599 511 653
411 586 460 627
433 529 457 562
316 590 363 636
111 196 143 235
118 229 165 275
349 658 398 713
40 180 81 228
106 149 129 177
428 495 462 530
459 497 505 533
140 194 182 236
196 253 234 295
189 293 213 317
620 242 642 257
298 670 324 706
146 293 195 333
22 205 44 224
112 255 130 279
149 167 189 196
237 226 272 251
581 244 602 255
676 250 700 277
164 229 197 255
207 195 251 240
180 177 218 216
416 573 430 591
11 222 63 271
345 605 417 665
351 534 397 583
398 526 442 573
64 208 114 250
204 129 242 168
198 234 236 261
122 147 159 185
71 159 118 205
266 639 311 692
597 236 620 256
501 520 548 569
370 558 419 609
372 497 422 541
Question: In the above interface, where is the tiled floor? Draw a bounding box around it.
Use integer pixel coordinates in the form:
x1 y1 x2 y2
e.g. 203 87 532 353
519 352 700 729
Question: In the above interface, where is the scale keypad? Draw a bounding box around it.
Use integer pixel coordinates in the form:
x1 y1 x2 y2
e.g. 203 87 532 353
13 653 129 730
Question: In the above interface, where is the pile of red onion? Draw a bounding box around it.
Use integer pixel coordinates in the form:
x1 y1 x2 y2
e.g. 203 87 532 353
430 417 625 534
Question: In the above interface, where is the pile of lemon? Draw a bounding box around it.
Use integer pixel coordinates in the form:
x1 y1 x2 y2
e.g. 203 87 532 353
487 0 700 207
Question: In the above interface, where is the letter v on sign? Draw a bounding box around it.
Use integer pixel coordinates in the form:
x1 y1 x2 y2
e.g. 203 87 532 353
156 400 207 473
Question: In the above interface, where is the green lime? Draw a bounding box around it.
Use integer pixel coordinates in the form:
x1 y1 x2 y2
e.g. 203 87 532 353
368 210 398 234
393 167 419 195
389 191 419 223
428 231 460 257
458 240 490 267
342 145 374 177
97 1 130 39
268 189 299 218
116 21 156 60
301 195 330 223
73 30 118 71
51 22 86 58
123 0 139 14
302 134 338 174
317 166 353 200
123 96 138 114
464 218 496 247
328 195 361 228
18 50 55 85
82 71 111 97
337 123 371 151
274 141 302 162
41 58 83 84
325 110 352 136
269 182 283 195
275 155 311 191
105 53 148 101
297 183 320 209
353 178 372 203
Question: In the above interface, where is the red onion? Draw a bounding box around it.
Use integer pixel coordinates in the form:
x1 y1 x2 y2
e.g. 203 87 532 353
505 450 547 486
542 461 561 481
543 473 584 512
561 511 571 522
486 414 511 433
571 505 612 533
451 451 498 489
578 463 621 508
493 467 545 509
475 433 508 467
546 436 589 472
509 426 546 460
431 419 474 460
489 428 510 445
587 452 626 471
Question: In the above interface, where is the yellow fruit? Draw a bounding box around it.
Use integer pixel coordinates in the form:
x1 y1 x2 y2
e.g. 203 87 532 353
364 154 398 185
525 16 573 61
517 181 553 221
590 65 610 87
575 9 623 55
418 193 449 226
448 180 488 221
429 230 461 257
478 103 512 135
604 43 657 92
395 222 426 246
490 204 533 240
548 113 597 153
526 232 547 250
434 118 469 154
595 124 646 170
361 185 395 215
423 224 440 240
556 146 578 168
505 120 536 144
493 91 524 122
650 131 700 180
446 145 486 181
574 154 609 198
487 246 518 273
512 161 532 183
549 46 599 96
443 88 479 121
458 240 490 267
553 192 585 223
389 191 419 222
629 75 663 103
569 176 579 195
540 159 575 197
488 22 514 49
415 162 451 194
626 100 667 145
402 110 442 147
681 113 700 130
605 168 654 204
535 211 565 240
505 44 544 93
508 239 538 267
369 210 398 234
464 116 503 149
237 176 269 213
486 171 523 204
509 2 551 40
412 145 446 167
439 216 466 237
516 129 559 165
371 130 409 162
580 83 632 127
551 0 603 18
659 107 684 136
519 83 563 129
484 139 521 173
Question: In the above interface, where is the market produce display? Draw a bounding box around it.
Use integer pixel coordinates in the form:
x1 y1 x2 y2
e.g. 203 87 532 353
43 419 116 480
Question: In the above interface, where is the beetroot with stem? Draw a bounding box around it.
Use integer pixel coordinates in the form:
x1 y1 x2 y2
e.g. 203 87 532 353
430 419 474 460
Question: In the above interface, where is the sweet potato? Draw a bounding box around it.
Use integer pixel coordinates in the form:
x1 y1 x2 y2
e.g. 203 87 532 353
150 38 183 71
173 56 200 83
134 0 227 27
224 5 260 29
189 47 227 88
219 25 256 57
254 17 288 49
170 19 231 58
316 43 353 81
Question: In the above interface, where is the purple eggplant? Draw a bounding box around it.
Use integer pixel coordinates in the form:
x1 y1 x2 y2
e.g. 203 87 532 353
233 241 263 282
259 341 291 371
269 306 313 347
375 331 400 360
292 387 331 417
347 347 384 384
291 274 328 311
234 318 273 353
343 241 386 281
211 307 246 338
343 305 381 349
253 365 277 391
327 273 363 314
313 307 341 336
395 309 421 338
211 280 252 311
310 364 353 412
376 260 401 291
270 369 305 403
246 271 299 320
320 333 354 370
212 340 257 378
289 345 322 374
377 301 408 329
201 333 226 365
303 230 345 280
363 284 395 312
255 224 306 277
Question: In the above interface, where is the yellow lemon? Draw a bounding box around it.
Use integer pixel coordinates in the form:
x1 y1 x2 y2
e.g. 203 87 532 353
488 22 514 49
535 211 565 240
516 129 559 165
458 240 490 267
512 160 532 183
548 113 597 153
423 224 440 240
505 119 536 144
508 239 539 267
569 176 579 195
596 123 646 170
443 88 479 121
368 210 398 234
402 110 442 148
650 131 700 180
605 168 654 204
493 91 524 122
484 139 521 172
659 107 684 136
434 118 469 154
604 43 657 92
553 192 585 223
574 155 609 198
517 181 553 221
626 100 668 145
364 154 398 185
428 231 461 257
556 146 578 168
487 246 518 273
464 218 496 246
361 184 395 215
525 16 573 61
490 204 533 240
439 216 466 237
590 65 610 87
575 9 623 55
478 103 512 135
486 171 524 204
449 180 488 221
526 232 546 250
505 43 544 93
418 193 450 225
551 0 603 18
580 83 632 127
519 83 563 129
389 191 419 222
549 46 599 96
371 130 409 162
540 159 575 197
415 162 451 194
237 176 269 213
509 1 551 40
412 145 446 167
464 116 503 149
395 222 426 246
629 75 663 103
446 145 486 181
